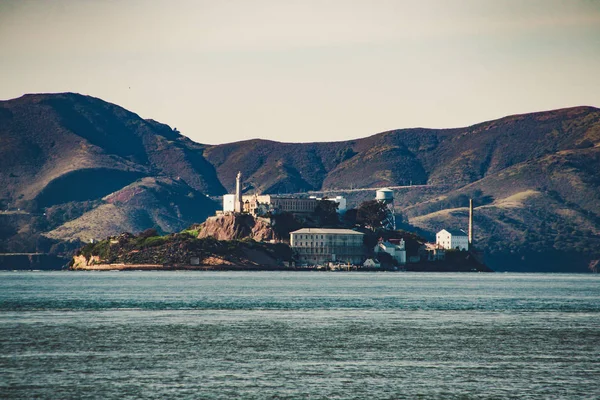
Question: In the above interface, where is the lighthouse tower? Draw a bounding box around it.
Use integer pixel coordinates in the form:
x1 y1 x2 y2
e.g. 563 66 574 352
234 171 243 213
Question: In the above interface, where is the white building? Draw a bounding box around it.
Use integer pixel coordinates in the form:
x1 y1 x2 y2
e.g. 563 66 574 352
222 194 236 212
245 195 317 216
374 238 407 265
436 229 469 251
290 228 365 265
221 171 244 213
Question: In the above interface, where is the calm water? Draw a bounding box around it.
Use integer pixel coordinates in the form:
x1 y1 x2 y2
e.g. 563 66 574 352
1 272 599 399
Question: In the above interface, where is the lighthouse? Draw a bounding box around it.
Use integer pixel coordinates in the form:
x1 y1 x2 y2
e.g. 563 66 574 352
234 171 243 213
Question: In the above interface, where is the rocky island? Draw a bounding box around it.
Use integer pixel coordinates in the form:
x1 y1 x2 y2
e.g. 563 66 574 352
2 93 598 273
70 211 492 272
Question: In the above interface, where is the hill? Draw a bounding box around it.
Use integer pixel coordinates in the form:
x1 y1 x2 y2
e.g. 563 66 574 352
1 92 599 271
0 93 221 255
204 107 600 193
203 107 600 272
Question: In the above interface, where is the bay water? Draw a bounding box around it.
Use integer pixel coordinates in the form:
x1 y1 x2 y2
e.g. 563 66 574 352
1 271 599 399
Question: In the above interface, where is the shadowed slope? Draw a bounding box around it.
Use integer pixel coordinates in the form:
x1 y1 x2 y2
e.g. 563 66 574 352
0 92 225 211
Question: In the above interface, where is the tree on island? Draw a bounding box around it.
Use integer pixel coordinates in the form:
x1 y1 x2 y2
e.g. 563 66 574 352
356 200 389 231
272 212 302 240
312 199 339 227
342 208 358 227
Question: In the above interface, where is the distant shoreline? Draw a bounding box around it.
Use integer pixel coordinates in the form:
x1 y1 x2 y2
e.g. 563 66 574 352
69 262 492 272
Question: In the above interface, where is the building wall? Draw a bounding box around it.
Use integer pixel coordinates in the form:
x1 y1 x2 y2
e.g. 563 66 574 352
271 197 317 214
291 231 364 265
374 242 406 265
436 230 469 251
223 194 235 212
243 195 318 216
451 236 469 251
395 250 407 264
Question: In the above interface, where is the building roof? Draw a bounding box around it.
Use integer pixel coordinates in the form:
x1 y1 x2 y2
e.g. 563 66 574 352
438 228 468 237
290 228 364 235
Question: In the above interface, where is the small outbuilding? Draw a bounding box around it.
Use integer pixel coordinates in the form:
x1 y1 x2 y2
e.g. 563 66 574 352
363 258 381 268
436 229 469 251
374 238 407 265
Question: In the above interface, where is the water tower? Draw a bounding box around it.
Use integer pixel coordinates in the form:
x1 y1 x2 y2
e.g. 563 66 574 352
375 188 396 230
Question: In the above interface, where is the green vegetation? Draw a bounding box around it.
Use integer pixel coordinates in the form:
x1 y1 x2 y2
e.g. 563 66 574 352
180 222 203 238
180 229 199 238
312 199 339 227
79 239 111 260
75 230 294 267
271 212 302 240
352 200 390 231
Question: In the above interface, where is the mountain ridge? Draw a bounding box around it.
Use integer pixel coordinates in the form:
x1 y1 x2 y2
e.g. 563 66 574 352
1 92 599 271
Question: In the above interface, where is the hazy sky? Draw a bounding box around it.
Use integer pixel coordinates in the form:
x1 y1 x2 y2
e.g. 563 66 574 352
1 0 600 144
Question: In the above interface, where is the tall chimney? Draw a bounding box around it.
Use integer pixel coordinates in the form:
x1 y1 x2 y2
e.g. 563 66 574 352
468 198 473 248
235 171 243 213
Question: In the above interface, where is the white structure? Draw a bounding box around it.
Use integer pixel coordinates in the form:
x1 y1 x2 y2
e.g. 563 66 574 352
244 195 317 216
234 171 243 213
222 171 245 213
375 188 395 230
436 229 469 251
223 194 236 212
374 238 407 264
375 188 394 202
290 228 365 265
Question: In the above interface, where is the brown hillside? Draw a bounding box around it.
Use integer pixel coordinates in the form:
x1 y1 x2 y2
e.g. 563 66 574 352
0 93 221 256
205 106 600 193
2 92 599 272
0 92 225 211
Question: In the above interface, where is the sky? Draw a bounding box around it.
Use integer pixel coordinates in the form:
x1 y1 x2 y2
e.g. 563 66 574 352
1 0 600 144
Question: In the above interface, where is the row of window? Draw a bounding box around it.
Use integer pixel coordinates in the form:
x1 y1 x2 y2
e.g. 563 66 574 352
293 241 361 247
295 248 363 254
295 242 325 247
296 234 325 240
275 200 315 211
297 248 328 253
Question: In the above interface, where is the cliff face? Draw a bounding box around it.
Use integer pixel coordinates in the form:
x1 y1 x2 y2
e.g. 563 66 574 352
198 214 275 242
71 254 101 269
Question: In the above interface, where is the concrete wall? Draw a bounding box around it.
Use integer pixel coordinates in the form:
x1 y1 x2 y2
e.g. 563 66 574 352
291 232 364 264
